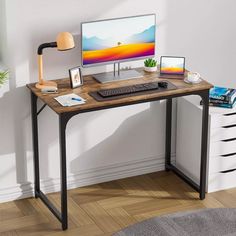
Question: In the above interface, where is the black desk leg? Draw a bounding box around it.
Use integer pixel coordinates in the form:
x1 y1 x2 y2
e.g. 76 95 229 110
31 95 70 230
199 90 209 200
31 92 40 198
165 98 172 171
59 114 69 230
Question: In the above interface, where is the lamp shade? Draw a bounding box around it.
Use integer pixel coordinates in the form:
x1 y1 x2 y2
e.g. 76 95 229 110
56 32 75 51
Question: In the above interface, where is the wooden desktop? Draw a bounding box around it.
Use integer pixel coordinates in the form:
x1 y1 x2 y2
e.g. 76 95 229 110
27 68 213 230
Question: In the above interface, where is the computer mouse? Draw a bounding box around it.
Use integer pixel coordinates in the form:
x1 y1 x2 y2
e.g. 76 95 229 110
158 81 168 88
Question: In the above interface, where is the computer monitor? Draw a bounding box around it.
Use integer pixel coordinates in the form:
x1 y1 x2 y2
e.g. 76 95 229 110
81 14 156 83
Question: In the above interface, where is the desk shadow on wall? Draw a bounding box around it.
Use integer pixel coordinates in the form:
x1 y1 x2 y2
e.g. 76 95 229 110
70 101 167 182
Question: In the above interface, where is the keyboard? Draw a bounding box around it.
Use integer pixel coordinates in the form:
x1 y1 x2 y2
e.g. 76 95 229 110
97 81 168 98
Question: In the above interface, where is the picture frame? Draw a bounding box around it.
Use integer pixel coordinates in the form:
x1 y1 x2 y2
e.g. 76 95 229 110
160 56 185 75
69 66 83 88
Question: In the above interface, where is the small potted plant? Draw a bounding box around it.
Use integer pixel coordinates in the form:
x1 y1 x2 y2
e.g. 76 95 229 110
0 70 9 87
144 58 157 72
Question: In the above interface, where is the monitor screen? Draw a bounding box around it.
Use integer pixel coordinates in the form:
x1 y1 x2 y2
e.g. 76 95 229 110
81 14 156 67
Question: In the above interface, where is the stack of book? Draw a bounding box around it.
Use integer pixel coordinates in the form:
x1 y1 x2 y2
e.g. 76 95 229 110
201 86 236 108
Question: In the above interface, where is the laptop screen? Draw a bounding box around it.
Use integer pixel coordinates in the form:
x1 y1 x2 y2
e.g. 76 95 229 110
160 56 185 75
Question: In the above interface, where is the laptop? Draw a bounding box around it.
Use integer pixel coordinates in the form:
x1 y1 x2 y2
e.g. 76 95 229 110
159 56 186 79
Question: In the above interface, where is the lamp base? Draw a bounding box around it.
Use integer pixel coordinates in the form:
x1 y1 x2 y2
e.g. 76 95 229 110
35 80 57 89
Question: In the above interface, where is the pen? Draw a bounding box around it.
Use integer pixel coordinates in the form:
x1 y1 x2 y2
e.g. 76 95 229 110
71 97 82 102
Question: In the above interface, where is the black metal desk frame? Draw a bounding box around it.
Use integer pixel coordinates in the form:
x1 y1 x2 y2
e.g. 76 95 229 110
30 89 209 230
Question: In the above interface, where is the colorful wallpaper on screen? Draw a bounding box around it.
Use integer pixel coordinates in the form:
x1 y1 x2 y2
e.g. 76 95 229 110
161 57 185 74
82 15 156 65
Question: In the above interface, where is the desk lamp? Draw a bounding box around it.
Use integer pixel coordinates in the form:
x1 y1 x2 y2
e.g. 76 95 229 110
36 32 75 89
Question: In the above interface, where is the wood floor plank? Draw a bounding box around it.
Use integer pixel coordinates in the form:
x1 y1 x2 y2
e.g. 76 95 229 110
0 231 18 236
99 181 124 191
106 207 137 228
0 203 24 221
117 178 150 197
68 184 102 196
14 198 38 216
67 198 95 227
149 171 172 179
0 214 48 233
38 194 77 229
97 195 153 210
81 202 121 233
133 175 170 198
0 172 235 235
27 198 59 223
71 182 127 205
16 221 61 236
154 175 189 199
133 201 204 222
210 190 236 208
0 202 18 210
46 224 104 236
226 188 236 195
202 195 225 208
98 234 113 236
0 231 19 236
48 194 95 227
124 198 180 216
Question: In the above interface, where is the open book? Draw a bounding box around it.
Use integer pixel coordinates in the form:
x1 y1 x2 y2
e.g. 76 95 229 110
54 93 86 107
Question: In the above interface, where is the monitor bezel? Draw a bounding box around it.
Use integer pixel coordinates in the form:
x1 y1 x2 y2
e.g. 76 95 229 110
81 13 156 68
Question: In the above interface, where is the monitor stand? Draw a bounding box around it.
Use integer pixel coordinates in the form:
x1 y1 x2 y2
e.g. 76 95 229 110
92 63 143 83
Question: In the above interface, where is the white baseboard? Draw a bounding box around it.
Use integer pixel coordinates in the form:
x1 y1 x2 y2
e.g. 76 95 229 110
0 153 176 203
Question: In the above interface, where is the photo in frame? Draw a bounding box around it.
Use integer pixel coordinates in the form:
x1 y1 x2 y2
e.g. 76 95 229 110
69 66 83 88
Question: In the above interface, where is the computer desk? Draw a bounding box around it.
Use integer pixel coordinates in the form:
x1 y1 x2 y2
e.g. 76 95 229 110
27 68 213 230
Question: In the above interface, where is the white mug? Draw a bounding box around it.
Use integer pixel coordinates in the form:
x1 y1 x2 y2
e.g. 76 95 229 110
187 72 201 83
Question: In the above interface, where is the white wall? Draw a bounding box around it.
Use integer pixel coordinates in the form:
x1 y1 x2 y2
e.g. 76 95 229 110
164 0 236 88
0 0 235 202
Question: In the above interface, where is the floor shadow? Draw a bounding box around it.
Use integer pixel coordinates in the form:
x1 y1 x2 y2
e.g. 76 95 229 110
70 171 199 202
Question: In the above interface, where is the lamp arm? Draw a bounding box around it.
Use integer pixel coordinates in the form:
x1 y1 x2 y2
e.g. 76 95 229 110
38 54 44 84
37 42 57 55
37 42 57 85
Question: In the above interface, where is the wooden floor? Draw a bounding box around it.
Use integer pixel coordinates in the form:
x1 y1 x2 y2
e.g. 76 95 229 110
1 171 236 236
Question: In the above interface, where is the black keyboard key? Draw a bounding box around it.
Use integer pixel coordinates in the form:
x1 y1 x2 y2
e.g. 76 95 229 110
97 82 165 98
